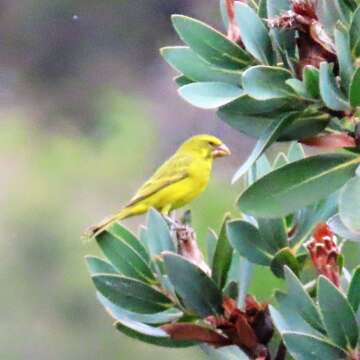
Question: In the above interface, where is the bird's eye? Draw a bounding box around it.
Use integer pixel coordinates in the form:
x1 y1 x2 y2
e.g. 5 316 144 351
208 141 216 146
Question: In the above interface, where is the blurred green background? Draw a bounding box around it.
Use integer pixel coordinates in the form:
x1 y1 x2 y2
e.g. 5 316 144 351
1 1 359 359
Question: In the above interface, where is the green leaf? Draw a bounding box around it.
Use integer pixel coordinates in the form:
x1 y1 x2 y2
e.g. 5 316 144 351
280 110 330 141
174 75 193 87
223 281 239 300
303 66 320 99
348 266 360 313
237 257 253 309
219 93 290 115
227 220 273 265
291 194 338 246
234 3 275 64
97 293 182 325
350 67 360 107
285 79 311 98
161 46 241 85
334 24 353 94
212 214 233 290
85 255 118 275
217 93 292 137
163 253 223 317
220 113 277 139
339 176 360 233
258 0 267 18
270 293 321 336
92 274 172 314
178 82 244 109
319 62 350 112
257 217 288 253
318 276 359 349
238 153 360 218
283 332 347 360
96 231 155 282
171 15 251 70
115 318 195 348
242 66 294 100
231 112 297 183
270 248 300 278
284 267 324 332
350 6 360 57
109 222 150 263
146 208 175 257
288 142 305 162
206 228 218 265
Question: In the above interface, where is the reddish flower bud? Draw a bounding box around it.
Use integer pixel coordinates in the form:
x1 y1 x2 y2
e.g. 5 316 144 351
207 296 273 358
225 0 243 44
267 0 336 75
301 133 356 149
306 223 341 287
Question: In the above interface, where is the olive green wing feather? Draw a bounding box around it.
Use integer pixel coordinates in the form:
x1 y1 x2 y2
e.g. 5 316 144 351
126 154 193 207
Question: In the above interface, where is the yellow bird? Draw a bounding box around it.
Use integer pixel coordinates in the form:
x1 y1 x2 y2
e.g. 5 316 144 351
88 134 231 236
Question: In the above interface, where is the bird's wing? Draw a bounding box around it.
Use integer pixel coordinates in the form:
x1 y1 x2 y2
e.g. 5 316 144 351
126 154 193 207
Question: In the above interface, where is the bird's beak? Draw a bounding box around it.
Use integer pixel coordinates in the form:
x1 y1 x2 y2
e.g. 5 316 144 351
212 143 231 158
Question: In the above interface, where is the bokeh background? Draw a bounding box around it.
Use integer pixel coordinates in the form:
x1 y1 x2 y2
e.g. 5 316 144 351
1 1 359 360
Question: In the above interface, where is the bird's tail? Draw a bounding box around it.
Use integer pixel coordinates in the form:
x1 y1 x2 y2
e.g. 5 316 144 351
85 207 133 238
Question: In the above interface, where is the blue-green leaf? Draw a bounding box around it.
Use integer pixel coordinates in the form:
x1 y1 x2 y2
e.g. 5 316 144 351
334 24 353 94
235 3 275 64
328 213 360 242
292 194 338 246
232 112 297 183
227 220 273 265
303 66 320 99
339 176 360 234
242 66 294 100
92 274 172 314
109 222 150 263
171 15 251 70
239 153 360 218
146 208 175 257
85 255 118 275
319 62 350 111
348 266 360 313
179 82 244 109
212 214 233 290
283 332 347 360
97 293 182 325
163 253 223 317
350 67 360 107
318 276 359 349
270 292 321 336
161 46 241 85
206 228 218 266
284 267 324 332
96 230 155 282
115 318 195 348
350 6 360 57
